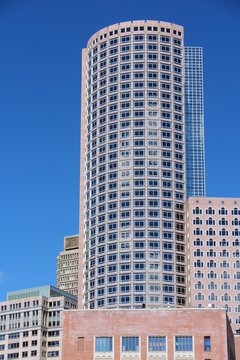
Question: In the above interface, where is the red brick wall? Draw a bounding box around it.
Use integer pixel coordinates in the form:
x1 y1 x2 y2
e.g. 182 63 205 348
62 308 235 359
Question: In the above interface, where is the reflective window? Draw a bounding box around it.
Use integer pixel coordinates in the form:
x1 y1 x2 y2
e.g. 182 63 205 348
148 336 166 351
95 337 113 352
122 337 139 352
175 336 193 351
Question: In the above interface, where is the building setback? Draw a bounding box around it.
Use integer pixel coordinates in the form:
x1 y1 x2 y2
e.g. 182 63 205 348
79 20 186 310
0 286 77 360
187 197 240 333
62 308 235 360
56 235 79 296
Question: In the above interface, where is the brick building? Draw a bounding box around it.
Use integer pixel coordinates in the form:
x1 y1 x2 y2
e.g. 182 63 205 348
62 308 235 359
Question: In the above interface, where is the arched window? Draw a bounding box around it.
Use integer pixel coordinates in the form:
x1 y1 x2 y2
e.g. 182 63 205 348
224 304 231 312
232 208 240 215
196 292 204 300
194 260 203 267
235 272 240 279
234 250 240 257
220 260 229 268
221 271 229 279
194 249 203 257
194 238 203 246
232 218 240 226
195 281 203 289
235 294 240 302
222 293 230 301
235 283 240 290
206 217 215 225
233 229 240 236
193 206 202 214
220 228 228 236
206 228 215 236
235 261 240 269
208 281 217 289
194 228 202 235
222 282 229 290
207 239 216 246
207 249 216 257
233 239 240 246
220 249 229 257
207 260 216 268
219 218 228 225
208 271 216 279
220 239 229 246
209 292 217 301
219 207 227 215
206 207 215 215
193 217 202 225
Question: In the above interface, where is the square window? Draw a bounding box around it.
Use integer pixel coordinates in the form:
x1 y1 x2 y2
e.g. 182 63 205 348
122 336 139 351
175 336 193 351
148 336 166 351
95 337 113 352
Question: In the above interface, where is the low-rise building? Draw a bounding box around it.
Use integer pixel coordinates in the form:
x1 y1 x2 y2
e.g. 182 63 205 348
0 285 77 359
62 307 235 359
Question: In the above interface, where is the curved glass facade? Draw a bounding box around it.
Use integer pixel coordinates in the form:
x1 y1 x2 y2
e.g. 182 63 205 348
79 20 186 309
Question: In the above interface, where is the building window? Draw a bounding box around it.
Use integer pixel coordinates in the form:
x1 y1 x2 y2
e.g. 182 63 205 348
122 337 139 352
148 336 166 351
175 336 193 351
204 336 211 351
95 337 113 352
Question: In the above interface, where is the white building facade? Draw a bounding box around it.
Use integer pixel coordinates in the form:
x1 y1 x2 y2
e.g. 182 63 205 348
0 286 77 359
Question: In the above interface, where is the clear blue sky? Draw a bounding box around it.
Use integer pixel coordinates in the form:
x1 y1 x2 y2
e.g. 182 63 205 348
0 0 239 300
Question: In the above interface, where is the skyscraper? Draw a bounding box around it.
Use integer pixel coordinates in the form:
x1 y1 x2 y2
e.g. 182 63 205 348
185 47 206 197
79 20 186 309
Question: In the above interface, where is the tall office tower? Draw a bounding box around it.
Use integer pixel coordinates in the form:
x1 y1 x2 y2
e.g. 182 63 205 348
56 235 79 296
187 197 240 334
185 47 206 197
79 20 186 309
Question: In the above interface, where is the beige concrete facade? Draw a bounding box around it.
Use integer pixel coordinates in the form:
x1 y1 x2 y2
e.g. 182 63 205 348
79 20 186 310
62 308 235 359
0 286 77 360
56 235 79 296
187 197 240 333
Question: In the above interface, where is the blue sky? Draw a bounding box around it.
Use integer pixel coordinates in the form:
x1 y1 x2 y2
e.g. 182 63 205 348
0 0 239 300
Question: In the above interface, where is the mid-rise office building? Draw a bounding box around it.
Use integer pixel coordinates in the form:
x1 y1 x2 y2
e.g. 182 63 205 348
56 235 79 296
185 47 206 197
187 197 240 333
0 286 77 360
79 20 186 309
